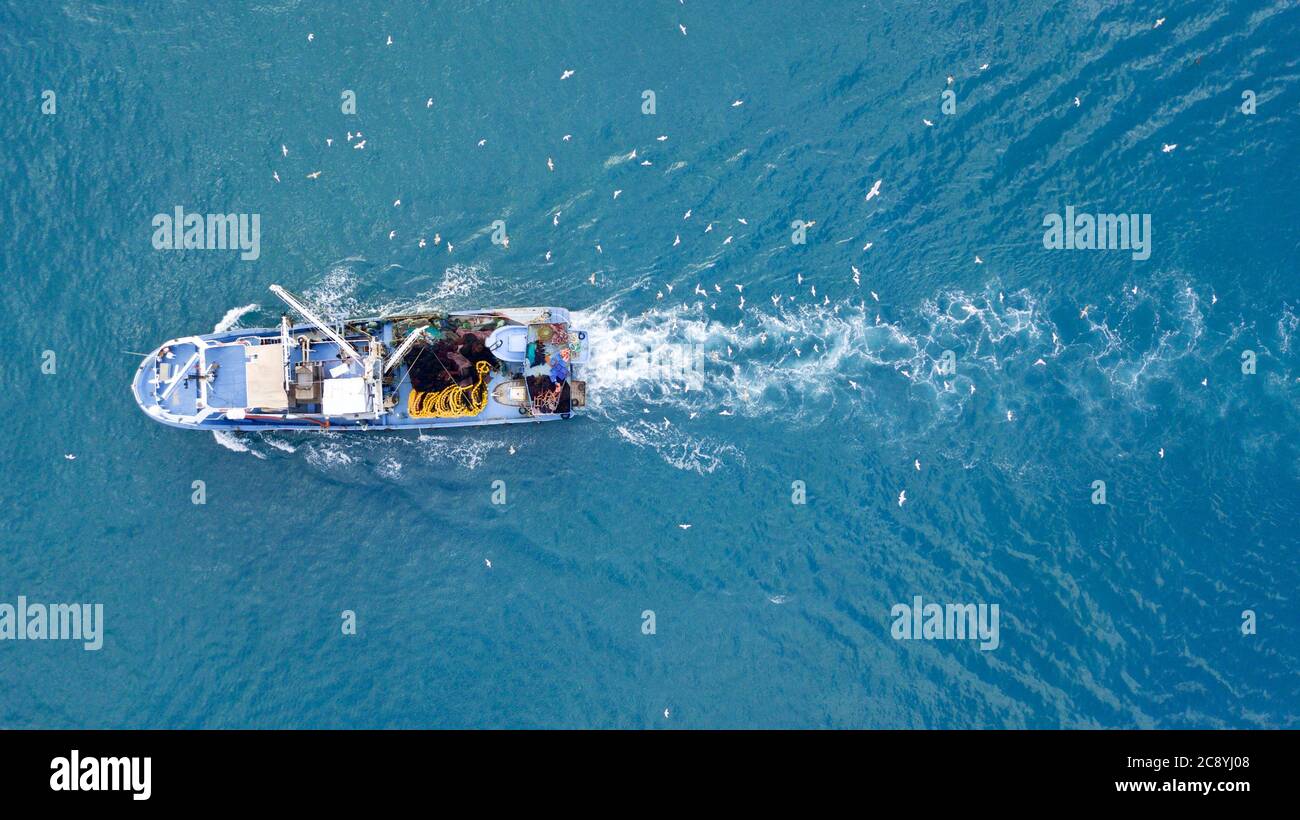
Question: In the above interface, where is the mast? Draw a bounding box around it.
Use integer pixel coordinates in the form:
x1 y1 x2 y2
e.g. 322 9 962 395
269 285 363 363
383 325 429 374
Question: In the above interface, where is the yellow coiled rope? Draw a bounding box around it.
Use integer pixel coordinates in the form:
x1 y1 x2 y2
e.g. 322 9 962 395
408 360 492 418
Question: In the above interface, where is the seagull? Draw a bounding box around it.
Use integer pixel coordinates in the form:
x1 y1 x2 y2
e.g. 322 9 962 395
508 445 516 455
731 99 744 107
923 118 933 127
547 157 554 171
679 23 687 35
974 255 983 264
433 233 441 245
898 490 907 507
871 291 880 302
477 139 486 147
1074 96 1081 107
545 250 551 261
979 63 989 70
484 558 492 568
851 266 861 286
1158 447 1165 459
1154 18 1165 28
848 379 859 389
863 242 873 250
1079 305 1091 318
588 272 596 285
678 523 692 530
393 199 401 207
1201 377 1208 387
1034 358 1046 366
281 144 288 157
307 33 314 42
673 234 680 246
426 98 433 108
947 75 954 85
613 189 622 199
386 35 393 46
704 223 713 233
64 453 76 460
657 135 668 141
325 138 333 147
737 218 748 225
1006 409 1015 421
866 179 882 201
353 140 365 150
553 213 560 226
272 171 280 183
347 132 354 141
306 171 321 179
640 160 652 166
388 230 396 240
723 235 733 244
560 69 575 80
418 238 426 248
914 459 921 471
664 708 671 718
1162 143 1177 153
562 134 571 141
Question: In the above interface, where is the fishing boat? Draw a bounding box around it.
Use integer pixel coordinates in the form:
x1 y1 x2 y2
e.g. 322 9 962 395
131 284 590 431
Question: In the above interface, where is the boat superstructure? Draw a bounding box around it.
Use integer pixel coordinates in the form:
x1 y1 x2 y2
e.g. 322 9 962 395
131 285 589 431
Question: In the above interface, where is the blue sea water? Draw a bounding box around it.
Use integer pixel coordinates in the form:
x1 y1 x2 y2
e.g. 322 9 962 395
1 1 1297 728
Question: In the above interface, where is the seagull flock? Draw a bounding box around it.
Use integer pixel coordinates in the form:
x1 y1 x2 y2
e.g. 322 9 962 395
66 21 1189 536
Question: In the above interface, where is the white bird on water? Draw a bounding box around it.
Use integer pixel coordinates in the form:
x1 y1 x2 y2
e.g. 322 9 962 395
272 171 280 183
307 33 314 42
426 98 433 108
673 234 680 247
306 171 321 179
657 135 668 141
325 138 333 147
353 140 365 150
393 199 401 207
562 134 571 141
386 35 393 46
679 23 687 36
484 558 492 568
923 118 933 127
898 490 907 507
281 144 288 157
1154 18 1166 28
1074 96 1081 107
560 69 574 80
865 179 882 201
974 255 983 264
64 453 76 460
613 189 622 199
851 266 861 286
914 459 921 471
418 238 426 248
678 523 692 530
1158 447 1165 459
547 157 554 171
731 99 744 107
1162 143 1178 153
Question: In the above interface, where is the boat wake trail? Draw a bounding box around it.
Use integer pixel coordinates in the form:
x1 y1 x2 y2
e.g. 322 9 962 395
579 275 1298 465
